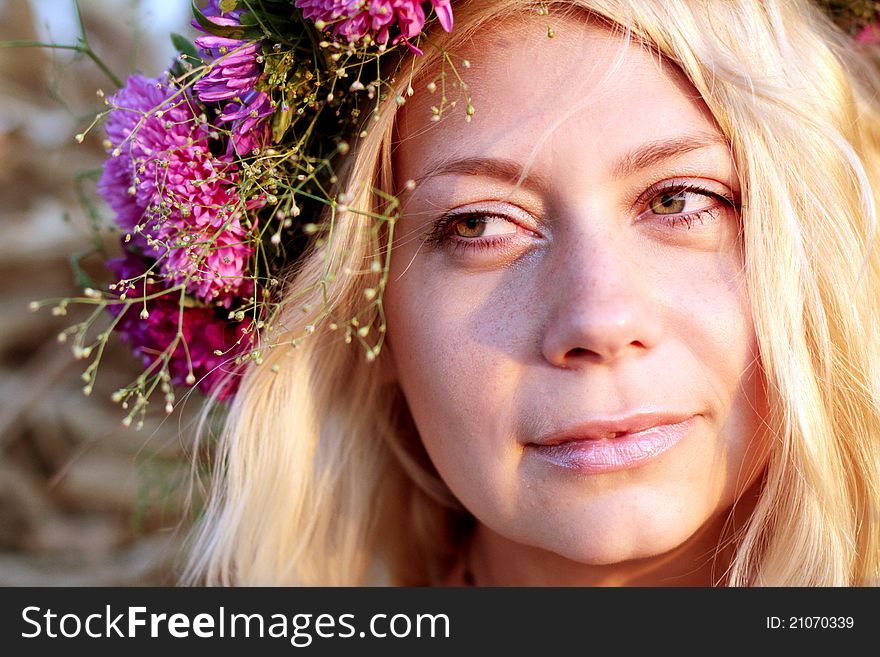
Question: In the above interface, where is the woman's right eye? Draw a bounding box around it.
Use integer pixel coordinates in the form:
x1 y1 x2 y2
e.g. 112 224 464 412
450 214 518 239
423 210 527 255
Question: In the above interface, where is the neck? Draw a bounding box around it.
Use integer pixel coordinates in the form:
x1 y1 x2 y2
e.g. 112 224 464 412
463 478 763 587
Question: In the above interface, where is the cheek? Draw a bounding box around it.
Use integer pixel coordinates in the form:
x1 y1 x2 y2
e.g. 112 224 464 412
665 251 755 396
383 267 524 500
666 256 769 491
384 226 525 408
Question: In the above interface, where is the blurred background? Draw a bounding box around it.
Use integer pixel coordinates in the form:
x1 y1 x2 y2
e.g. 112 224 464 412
0 0 201 585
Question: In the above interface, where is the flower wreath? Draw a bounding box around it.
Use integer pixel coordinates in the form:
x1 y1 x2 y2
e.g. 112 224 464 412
31 0 880 428
37 0 467 428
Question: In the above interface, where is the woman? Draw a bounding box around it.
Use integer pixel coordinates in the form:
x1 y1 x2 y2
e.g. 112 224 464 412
182 0 880 585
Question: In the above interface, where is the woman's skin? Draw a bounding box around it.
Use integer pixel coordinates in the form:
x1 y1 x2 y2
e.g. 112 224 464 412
383 13 771 585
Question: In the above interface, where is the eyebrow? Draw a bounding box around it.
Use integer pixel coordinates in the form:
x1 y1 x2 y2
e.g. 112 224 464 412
610 132 728 179
413 157 552 194
411 131 729 192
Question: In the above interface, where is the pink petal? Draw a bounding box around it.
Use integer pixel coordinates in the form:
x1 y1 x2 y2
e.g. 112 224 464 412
431 0 454 32
857 24 880 45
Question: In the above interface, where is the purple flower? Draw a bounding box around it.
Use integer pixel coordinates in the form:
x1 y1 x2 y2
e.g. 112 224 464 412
98 154 144 245
295 0 454 49
97 74 193 248
219 89 273 156
107 252 252 400
193 41 263 102
192 0 271 154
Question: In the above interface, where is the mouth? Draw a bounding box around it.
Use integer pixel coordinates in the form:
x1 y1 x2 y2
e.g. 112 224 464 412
526 413 699 474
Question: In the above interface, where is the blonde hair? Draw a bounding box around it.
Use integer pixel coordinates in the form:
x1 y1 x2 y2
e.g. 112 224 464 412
182 0 880 586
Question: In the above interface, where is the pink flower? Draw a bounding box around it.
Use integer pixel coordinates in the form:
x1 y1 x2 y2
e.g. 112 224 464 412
98 74 256 307
163 217 255 305
295 0 454 50
857 23 880 45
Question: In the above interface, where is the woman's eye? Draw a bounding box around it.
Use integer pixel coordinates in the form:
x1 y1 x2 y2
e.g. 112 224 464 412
423 210 532 257
452 215 518 239
648 189 715 215
637 183 739 248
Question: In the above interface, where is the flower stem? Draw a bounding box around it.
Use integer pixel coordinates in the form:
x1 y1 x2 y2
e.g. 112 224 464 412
0 40 123 88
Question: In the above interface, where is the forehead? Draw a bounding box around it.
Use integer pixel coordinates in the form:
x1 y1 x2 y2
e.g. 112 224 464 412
394 13 722 183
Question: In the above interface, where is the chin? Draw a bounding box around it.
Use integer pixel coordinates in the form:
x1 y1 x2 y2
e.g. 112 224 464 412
527 503 710 567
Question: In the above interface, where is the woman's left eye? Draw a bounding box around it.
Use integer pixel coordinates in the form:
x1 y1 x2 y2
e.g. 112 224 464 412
640 185 737 229
649 188 719 214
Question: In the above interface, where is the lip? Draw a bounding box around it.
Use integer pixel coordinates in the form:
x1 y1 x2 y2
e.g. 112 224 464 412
526 412 699 474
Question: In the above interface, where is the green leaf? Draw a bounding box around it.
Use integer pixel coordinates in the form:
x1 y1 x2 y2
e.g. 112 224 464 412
219 0 238 11
191 0 264 40
170 33 200 62
271 104 293 142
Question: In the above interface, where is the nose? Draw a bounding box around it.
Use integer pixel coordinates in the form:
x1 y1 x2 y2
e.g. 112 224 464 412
540 228 663 368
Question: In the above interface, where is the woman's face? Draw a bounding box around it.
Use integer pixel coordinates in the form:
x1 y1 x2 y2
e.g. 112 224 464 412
384 15 770 581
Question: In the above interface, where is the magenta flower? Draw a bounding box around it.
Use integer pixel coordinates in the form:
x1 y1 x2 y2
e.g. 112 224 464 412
98 73 256 307
857 23 880 45
295 0 454 51
107 252 251 400
163 217 255 305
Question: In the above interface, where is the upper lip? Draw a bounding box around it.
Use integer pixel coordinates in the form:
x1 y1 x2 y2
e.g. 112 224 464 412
530 412 696 446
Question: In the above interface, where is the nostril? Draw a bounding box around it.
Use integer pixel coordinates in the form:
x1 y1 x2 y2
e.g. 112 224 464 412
546 306 662 366
569 341 647 358
565 347 599 361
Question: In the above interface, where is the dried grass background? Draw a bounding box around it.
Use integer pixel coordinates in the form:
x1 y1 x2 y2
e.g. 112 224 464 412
0 0 202 585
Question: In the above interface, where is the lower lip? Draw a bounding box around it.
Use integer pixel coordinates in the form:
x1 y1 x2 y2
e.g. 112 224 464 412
527 416 698 474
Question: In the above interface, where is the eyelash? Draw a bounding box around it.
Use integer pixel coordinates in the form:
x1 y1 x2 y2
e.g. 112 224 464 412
639 181 739 229
425 182 739 255
424 213 519 255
